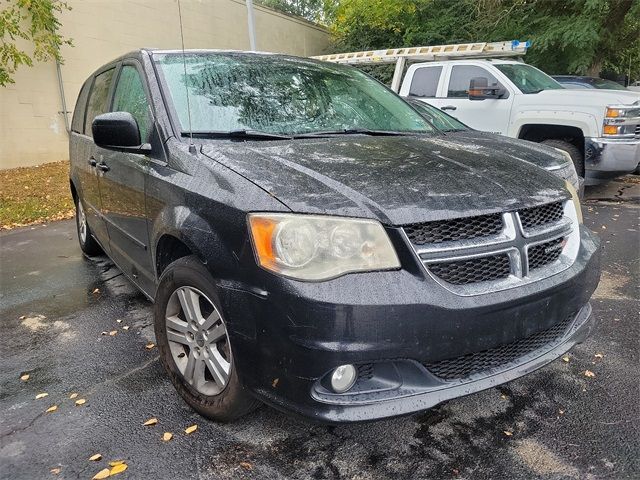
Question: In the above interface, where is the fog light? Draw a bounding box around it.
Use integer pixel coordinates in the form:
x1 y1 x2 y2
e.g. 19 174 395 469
330 364 357 393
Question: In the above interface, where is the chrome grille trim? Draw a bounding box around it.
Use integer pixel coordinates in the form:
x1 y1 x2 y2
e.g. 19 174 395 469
403 200 580 296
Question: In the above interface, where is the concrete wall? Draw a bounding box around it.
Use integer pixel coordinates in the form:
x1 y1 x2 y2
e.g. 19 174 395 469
0 0 330 169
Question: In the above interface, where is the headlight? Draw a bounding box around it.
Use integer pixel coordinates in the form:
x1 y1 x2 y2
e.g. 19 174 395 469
603 104 640 137
248 213 400 281
565 180 583 224
550 148 580 192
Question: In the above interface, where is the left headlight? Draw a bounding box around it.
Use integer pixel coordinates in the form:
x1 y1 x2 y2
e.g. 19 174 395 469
248 213 401 281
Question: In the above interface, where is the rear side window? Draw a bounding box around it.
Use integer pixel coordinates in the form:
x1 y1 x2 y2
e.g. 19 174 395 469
84 68 115 137
409 66 442 98
112 65 152 142
71 80 91 133
447 66 499 98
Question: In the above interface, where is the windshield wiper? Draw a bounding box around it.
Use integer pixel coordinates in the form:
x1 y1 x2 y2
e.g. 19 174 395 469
294 128 409 138
181 129 292 140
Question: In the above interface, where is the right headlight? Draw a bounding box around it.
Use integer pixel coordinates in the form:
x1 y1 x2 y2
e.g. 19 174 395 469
248 213 400 281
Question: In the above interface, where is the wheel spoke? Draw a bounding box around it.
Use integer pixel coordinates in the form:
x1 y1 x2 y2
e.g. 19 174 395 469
206 323 226 344
204 348 230 387
201 310 220 331
177 287 202 325
183 350 198 384
167 329 190 345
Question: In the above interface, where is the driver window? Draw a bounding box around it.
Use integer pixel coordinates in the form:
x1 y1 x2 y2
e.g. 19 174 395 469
112 65 152 142
447 66 501 98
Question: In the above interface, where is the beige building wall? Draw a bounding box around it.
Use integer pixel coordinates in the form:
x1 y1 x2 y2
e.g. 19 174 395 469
0 0 330 169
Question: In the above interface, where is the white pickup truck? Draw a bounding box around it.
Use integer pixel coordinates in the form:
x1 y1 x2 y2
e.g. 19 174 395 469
398 59 640 185
314 42 640 185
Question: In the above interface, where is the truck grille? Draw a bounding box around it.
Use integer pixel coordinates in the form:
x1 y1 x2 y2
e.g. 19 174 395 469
403 200 579 295
518 201 564 230
404 213 502 245
635 124 640 137
423 311 576 381
428 254 510 285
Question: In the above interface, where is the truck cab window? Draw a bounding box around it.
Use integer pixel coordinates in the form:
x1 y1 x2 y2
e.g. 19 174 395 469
409 66 442 98
84 68 115 137
447 65 500 98
112 65 152 142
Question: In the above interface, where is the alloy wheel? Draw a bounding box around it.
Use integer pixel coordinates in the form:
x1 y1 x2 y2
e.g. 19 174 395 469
165 286 231 396
77 201 87 244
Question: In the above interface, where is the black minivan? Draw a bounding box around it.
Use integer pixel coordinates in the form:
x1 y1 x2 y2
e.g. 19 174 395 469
69 49 601 423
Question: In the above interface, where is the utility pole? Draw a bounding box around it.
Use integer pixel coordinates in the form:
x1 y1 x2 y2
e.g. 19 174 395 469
246 0 257 51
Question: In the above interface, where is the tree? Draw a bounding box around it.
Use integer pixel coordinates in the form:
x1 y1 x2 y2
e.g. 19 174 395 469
328 0 640 81
259 0 328 23
0 0 72 86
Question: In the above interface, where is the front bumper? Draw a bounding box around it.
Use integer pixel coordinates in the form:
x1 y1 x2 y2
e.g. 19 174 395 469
219 227 601 423
584 137 640 185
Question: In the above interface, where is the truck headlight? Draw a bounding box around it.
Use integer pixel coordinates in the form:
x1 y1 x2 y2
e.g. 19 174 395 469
248 213 400 281
565 180 583 224
603 103 640 137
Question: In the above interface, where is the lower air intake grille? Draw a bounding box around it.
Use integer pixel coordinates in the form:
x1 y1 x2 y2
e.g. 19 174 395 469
519 201 564 230
424 312 575 381
428 254 511 285
403 213 502 245
528 237 565 271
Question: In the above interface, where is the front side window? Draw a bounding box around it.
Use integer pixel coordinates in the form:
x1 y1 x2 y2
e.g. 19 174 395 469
153 53 433 136
409 66 442 98
85 68 115 137
447 66 501 98
494 64 564 94
112 65 152 141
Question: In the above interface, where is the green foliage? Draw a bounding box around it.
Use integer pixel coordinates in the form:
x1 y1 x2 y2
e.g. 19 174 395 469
328 0 640 81
0 0 72 86
259 0 328 23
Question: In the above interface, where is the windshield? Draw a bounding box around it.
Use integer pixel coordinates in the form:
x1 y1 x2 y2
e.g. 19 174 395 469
153 53 434 136
495 64 564 94
407 100 468 132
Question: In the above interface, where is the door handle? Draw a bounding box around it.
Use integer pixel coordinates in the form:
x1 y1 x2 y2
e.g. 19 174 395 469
441 105 457 111
88 157 97 167
97 162 110 172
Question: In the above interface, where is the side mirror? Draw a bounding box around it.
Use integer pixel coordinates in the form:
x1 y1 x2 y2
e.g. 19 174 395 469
468 77 505 100
92 112 151 153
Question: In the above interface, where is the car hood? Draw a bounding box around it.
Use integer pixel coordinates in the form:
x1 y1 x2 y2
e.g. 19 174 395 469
532 89 640 107
446 131 567 170
200 135 568 225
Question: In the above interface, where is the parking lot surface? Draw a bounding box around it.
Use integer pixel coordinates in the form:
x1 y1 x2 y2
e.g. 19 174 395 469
1 177 638 480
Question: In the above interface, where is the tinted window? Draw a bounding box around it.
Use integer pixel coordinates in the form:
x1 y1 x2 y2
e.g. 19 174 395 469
408 100 468 132
112 65 151 141
84 68 115 137
447 66 500 98
71 80 91 133
409 67 442 98
154 53 433 135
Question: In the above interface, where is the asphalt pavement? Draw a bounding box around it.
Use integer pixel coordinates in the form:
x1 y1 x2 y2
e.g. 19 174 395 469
1 177 638 480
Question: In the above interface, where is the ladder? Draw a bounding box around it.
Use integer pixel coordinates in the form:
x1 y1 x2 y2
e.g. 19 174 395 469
311 40 530 92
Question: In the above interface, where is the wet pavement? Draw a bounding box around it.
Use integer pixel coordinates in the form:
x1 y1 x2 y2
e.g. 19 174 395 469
1 177 638 480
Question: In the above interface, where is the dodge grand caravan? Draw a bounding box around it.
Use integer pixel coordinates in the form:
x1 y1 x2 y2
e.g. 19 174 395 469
69 49 601 423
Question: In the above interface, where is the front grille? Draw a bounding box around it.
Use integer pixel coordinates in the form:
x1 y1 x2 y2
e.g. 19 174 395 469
528 237 565 271
424 312 576 381
518 201 564 230
404 213 502 245
428 254 511 285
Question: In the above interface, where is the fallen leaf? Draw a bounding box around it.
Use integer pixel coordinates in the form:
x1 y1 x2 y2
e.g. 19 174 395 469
35 393 49 399
561 355 570 363
109 463 127 475
272 378 279 388
594 353 604 359
92 468 111 480
109 460 125 467
89 454 103 461
584 370 595 378
46 405 58 413
20 374 30 381
19 315 26 320
69 393 78 399
122 326 130 331
145 343 155 350
240 461 252 470
75 398 86 406
503 430 513 436
50 467 61 474
162 432 173 442
92 288 100 294
500 394 507 400
100 331 108 336
109 330 117 336
116 319 123 323
143 417 158 426
185 424 198 435
559 409 565 415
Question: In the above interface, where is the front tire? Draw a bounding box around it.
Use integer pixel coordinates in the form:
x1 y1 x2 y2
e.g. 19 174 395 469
541 139 585 178
154 256 260 422
75 197 102 256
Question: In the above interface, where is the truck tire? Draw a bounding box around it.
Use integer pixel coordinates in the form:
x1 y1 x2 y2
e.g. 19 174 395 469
541 139 585 178
154 255 261 422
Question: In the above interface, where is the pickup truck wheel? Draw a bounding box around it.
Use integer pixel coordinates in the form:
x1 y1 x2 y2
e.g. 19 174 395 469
75 198 102 256
154 256 260 422
541 139 585 178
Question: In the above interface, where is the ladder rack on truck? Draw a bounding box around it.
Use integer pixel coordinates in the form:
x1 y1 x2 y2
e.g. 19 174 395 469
311 40 530 92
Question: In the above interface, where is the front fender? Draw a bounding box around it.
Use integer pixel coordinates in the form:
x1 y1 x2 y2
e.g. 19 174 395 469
510 110 599 138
